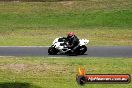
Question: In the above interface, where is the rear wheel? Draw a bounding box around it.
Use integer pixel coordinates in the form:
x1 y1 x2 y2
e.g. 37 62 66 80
48 47 58 55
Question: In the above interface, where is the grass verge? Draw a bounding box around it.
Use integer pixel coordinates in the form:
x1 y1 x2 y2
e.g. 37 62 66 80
0 56 131 88
0 28 132 46
0 1 132 46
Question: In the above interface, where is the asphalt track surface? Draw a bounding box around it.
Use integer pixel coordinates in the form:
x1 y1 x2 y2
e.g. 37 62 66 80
0 46 132 58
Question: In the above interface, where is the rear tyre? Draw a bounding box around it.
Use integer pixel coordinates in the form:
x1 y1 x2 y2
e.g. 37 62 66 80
48 47 58 55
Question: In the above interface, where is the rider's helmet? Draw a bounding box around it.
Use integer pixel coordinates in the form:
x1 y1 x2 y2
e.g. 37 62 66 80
67 32 75 38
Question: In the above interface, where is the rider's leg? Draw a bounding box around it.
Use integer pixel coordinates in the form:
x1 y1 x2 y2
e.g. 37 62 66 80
72 45 79 52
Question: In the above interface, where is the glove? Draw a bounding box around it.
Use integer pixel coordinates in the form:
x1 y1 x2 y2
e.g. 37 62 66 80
67 44 71 48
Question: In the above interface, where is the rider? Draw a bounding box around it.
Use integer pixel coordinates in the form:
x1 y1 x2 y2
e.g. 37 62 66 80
67 32 80 53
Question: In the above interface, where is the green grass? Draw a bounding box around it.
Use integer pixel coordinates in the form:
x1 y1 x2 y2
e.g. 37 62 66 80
0 28 132 46
0 0 132 46
0 57 131 88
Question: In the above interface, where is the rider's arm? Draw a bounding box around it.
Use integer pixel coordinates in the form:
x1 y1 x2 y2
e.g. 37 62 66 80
70 37 79 48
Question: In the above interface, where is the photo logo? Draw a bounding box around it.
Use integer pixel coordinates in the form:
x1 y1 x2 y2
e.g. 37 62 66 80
76 67 131 85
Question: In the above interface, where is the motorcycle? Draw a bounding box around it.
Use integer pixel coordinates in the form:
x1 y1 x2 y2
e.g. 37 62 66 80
48 37 89 55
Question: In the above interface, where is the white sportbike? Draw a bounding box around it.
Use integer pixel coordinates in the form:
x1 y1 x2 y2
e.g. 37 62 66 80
48 37 89 55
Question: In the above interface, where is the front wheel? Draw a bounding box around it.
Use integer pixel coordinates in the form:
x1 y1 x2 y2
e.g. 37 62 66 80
48 47 58 55
78 45 87 55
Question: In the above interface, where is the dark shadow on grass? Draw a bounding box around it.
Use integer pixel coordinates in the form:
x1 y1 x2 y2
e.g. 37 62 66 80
0 82 41 88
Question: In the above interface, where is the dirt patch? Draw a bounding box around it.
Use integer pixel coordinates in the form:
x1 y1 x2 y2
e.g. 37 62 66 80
60 1 74 6
0 63 28 73
0 63 72 74
0 0 77 2
26 63 70 74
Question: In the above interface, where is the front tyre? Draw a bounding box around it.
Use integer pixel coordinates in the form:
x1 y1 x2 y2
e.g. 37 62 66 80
48 47 58 55
79 45 87 55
